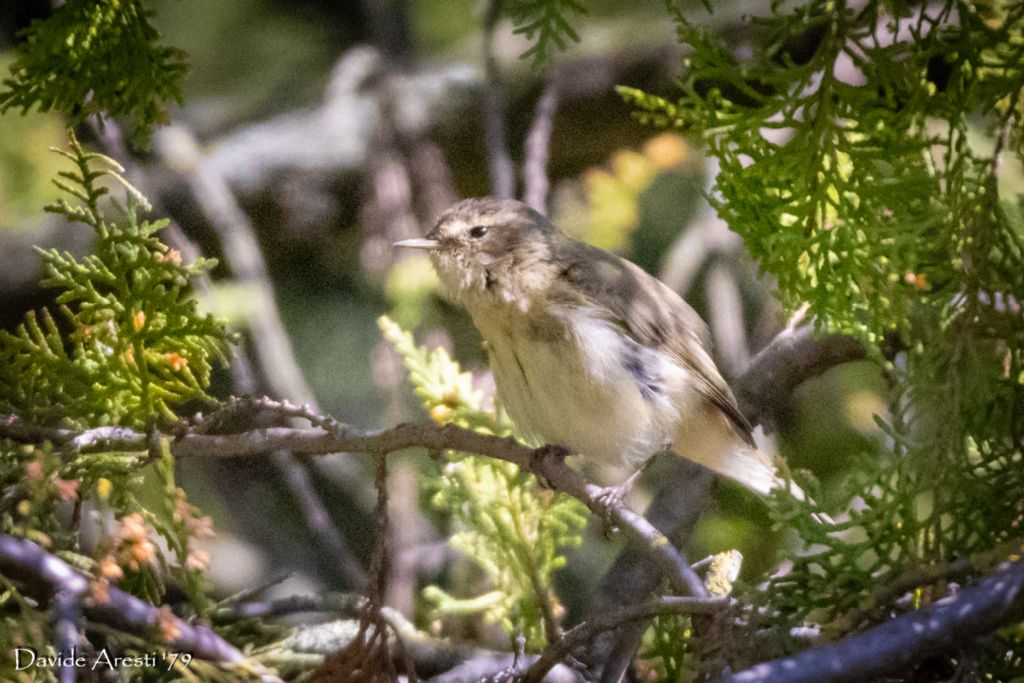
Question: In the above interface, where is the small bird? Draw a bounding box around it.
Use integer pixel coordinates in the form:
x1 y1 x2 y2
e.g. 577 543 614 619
396 197 808 505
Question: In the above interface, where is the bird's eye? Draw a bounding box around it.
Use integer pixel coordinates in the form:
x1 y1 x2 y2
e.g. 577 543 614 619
468 225 489 239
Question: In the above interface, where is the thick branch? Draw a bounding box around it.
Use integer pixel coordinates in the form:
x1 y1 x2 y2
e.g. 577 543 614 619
0 534 279 680
719 558 1024 683
733 325 867 432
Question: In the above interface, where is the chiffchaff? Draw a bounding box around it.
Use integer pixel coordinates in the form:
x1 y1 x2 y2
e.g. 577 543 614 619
397 197 811 507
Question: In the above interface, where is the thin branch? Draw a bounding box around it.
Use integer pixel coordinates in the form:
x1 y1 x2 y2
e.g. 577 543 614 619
369 455 391 608
658 157 743 297
483 0 516 198
153 125 317 409
215 592 495 678
272 449 368 588
211 592 364 621
577 461 715 682
0 534 280 681
522 596 728 682
431 653 580 683
718 557 1024 683
386 463 422 616
1 406 706 599
522 79 559 212
197 45 682 198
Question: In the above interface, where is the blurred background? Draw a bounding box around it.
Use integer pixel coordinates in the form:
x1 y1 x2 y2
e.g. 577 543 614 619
0 0 885 642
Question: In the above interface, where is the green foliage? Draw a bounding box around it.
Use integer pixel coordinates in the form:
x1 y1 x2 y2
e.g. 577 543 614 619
0 137 233 679
621 1 1024 347
622 1 1024 677
505 0 587 63
0 134 229 428
0 0 187 147
379 316 588 651
639 614 696 682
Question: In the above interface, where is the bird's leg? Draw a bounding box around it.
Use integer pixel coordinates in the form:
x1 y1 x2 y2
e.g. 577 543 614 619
529 443 571 489
593 467 645 536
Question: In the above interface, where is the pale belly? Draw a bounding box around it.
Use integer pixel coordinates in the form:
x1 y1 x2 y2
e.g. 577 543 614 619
472 306 698 479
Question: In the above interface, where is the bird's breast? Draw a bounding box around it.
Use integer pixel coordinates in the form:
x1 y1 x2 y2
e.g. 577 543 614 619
468 302 698 481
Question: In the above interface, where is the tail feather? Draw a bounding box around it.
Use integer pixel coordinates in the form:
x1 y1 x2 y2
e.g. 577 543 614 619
673 408 833 524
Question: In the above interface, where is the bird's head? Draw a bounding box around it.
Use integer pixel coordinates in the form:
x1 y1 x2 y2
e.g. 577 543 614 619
394 197 555 308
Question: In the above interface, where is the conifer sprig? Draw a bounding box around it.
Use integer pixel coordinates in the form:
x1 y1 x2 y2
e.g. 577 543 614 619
0 0 187 147
0 134 229 428
379 316 587 651
620 3 1024 675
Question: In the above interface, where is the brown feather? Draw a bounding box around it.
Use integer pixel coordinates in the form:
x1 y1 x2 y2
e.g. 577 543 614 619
549 236 756 447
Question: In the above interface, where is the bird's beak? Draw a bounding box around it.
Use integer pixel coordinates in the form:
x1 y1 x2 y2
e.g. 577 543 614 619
393 238 440 250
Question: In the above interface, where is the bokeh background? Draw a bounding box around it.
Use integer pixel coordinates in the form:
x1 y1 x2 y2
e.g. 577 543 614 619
0 0 886 639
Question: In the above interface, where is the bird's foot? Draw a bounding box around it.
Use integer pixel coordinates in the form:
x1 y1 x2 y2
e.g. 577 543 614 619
592 469 643 537
529 443 571 489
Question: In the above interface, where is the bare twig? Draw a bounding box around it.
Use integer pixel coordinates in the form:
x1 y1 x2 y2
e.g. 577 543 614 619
522 80 559 212
360 64 455 275
212 592 364 621
483 0 516 198
309 455 415 682
273 451 368 588
0 534 280 681
198 45 682 198
578 461 715 682
369 456 391 608
659 158 743 297
360 105 420 278
154 125 316 407
217 592 495 678
431 654 581 683
719 557 1024 683
386 463 422 616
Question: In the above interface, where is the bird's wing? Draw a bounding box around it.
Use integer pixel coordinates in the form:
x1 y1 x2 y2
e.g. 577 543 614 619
551 237 755 446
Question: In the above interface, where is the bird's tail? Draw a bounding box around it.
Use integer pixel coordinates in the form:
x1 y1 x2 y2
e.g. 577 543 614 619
673 409 832 524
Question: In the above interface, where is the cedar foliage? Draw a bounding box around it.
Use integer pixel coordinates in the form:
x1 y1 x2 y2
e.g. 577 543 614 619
616 0 1024 677
0 137 236 679
0 0 186 147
